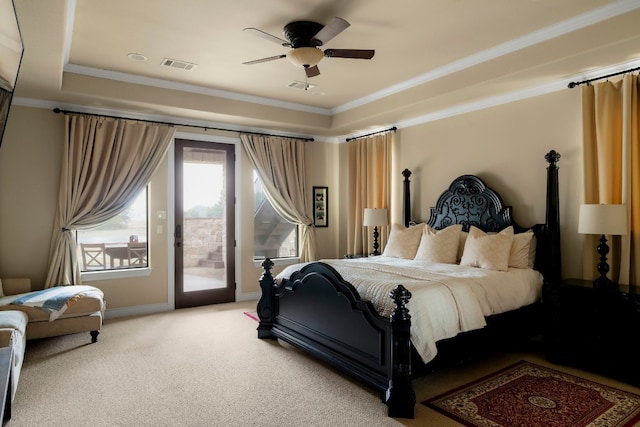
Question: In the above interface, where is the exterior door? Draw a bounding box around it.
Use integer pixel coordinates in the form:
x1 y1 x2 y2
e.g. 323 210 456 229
174 139 235 308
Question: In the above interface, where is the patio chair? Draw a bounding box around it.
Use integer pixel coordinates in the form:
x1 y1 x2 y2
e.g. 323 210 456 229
81 243 107 270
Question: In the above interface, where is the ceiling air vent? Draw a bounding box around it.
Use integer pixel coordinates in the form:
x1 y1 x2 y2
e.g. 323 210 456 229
287 81 316 90
161 58 197 71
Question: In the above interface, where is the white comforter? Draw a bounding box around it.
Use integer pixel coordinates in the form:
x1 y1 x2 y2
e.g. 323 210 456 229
276 256 543 364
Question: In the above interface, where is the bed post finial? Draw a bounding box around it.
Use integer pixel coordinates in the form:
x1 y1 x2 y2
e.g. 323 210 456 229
402 169 412 227
386 285 415 418
545 150 562 283
545 150 561 167
257 258 277 339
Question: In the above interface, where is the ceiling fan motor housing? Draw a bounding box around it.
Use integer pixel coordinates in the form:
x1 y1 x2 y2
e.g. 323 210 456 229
283 21 324 47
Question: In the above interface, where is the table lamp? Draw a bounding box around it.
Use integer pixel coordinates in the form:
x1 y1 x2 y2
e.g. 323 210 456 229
578 203 627 290
363 208 388 256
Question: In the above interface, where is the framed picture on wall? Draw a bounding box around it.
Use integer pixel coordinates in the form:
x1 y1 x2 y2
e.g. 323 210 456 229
313 186 328 227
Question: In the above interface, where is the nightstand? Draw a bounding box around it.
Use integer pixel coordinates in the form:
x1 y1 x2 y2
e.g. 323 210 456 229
543 278 640 387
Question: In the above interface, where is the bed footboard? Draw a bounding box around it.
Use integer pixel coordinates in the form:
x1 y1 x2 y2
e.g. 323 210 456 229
256 259 416 418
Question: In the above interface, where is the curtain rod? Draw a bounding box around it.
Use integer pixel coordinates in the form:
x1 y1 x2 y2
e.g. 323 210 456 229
345 126 397 142
52 108 315 142
568 66 640 88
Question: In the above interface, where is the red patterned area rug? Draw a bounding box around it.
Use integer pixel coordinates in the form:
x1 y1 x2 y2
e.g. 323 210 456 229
423 360 640 427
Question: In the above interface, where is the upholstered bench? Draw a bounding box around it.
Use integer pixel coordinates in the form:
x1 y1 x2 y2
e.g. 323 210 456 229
0 278 105 343
0 310 28 402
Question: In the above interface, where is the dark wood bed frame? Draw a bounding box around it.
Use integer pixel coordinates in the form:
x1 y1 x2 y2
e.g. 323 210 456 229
256 150 562 418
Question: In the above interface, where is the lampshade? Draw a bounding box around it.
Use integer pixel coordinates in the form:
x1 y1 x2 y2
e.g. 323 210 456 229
578 204 627 236
363 208 389 227
287 47 324 68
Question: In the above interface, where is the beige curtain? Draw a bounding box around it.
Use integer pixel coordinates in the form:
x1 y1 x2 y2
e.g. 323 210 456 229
45 114 176 287
582 74 640 285
347 132 392 255
0 89 10 139
240 134 317 262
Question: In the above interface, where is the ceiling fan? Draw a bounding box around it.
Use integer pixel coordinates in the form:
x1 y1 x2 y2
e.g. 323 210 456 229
243 17 375 79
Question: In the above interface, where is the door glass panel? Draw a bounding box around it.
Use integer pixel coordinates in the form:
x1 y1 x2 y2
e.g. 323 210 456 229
182 150 227 292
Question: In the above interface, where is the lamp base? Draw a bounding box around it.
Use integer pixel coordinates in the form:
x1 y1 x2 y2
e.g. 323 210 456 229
592 234 618 291
371 226 381 256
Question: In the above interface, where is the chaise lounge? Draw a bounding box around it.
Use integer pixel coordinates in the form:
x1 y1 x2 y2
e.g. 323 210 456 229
0 278 105 343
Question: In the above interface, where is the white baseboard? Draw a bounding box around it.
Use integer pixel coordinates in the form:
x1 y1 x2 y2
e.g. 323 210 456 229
104 303 172 319
236 292 260 302
104 294 259 319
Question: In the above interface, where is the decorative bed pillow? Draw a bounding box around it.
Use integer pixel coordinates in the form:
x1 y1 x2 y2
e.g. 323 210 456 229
458 231 468 262
510 230 536 268
414 224 462 264
460 226 514 271
382 223 424 259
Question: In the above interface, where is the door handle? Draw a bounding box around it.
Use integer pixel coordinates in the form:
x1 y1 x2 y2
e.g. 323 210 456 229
175 225 182 247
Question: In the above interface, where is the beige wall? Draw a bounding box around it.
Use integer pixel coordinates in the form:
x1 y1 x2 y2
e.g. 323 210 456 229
0 107 61 285
0 88 587 314
393 89 584 279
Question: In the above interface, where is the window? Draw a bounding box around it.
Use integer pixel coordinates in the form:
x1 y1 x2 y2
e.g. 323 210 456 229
253 172 298 260
77 189 148 271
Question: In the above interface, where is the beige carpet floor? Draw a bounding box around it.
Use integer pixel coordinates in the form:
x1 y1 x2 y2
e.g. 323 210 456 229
10 300 640 426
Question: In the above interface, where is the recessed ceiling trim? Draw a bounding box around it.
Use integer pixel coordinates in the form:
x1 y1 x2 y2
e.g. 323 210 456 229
394 57 640 130
332 0 640 115
11 97 320 141
61 0 639 120
14 56 640 144
63 63 332 116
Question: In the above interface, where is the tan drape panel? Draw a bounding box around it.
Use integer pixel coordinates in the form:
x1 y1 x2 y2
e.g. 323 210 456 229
45 115 176 287
240 134 317 262
582 75 640 285
0 89 10 138
347 132 392 255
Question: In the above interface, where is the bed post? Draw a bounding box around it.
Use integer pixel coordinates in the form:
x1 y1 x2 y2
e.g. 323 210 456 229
386 285 415 419
402 169 412 227
256 258 277 339
545 150 562 283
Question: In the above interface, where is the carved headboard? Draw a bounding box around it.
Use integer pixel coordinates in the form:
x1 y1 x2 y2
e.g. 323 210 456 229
427 175 525 233
401 159 561 280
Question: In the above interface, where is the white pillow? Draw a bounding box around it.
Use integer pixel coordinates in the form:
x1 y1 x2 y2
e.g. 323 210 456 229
458 231 468 262
382 223 425 259
414 224 462 264
460 226 514 271
510 230 536 269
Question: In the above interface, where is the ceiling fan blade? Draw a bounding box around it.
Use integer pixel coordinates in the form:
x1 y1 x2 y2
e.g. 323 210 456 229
324 49 375 59
305 65 320 78
242 54 287 65
312 17 350 46
243 27 291 47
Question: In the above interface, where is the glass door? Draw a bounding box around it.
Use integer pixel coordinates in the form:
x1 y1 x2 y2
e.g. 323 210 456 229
174 139 235 308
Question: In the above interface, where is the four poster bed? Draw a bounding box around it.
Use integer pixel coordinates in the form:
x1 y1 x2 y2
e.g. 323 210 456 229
256 150 562 418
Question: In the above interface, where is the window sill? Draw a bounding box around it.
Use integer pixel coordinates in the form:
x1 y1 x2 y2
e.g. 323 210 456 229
81 267 152 282
253 257 300 268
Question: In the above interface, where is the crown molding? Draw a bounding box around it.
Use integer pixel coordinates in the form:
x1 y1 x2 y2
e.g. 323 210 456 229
11 97 324 141
332 0 640 114
14 56 640 143
63 64 332 116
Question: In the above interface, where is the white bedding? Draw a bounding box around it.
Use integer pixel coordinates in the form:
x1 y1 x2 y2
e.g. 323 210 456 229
276 256 543 364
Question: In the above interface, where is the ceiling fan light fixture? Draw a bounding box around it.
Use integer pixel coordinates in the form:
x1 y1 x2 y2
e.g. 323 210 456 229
287 47 324 68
